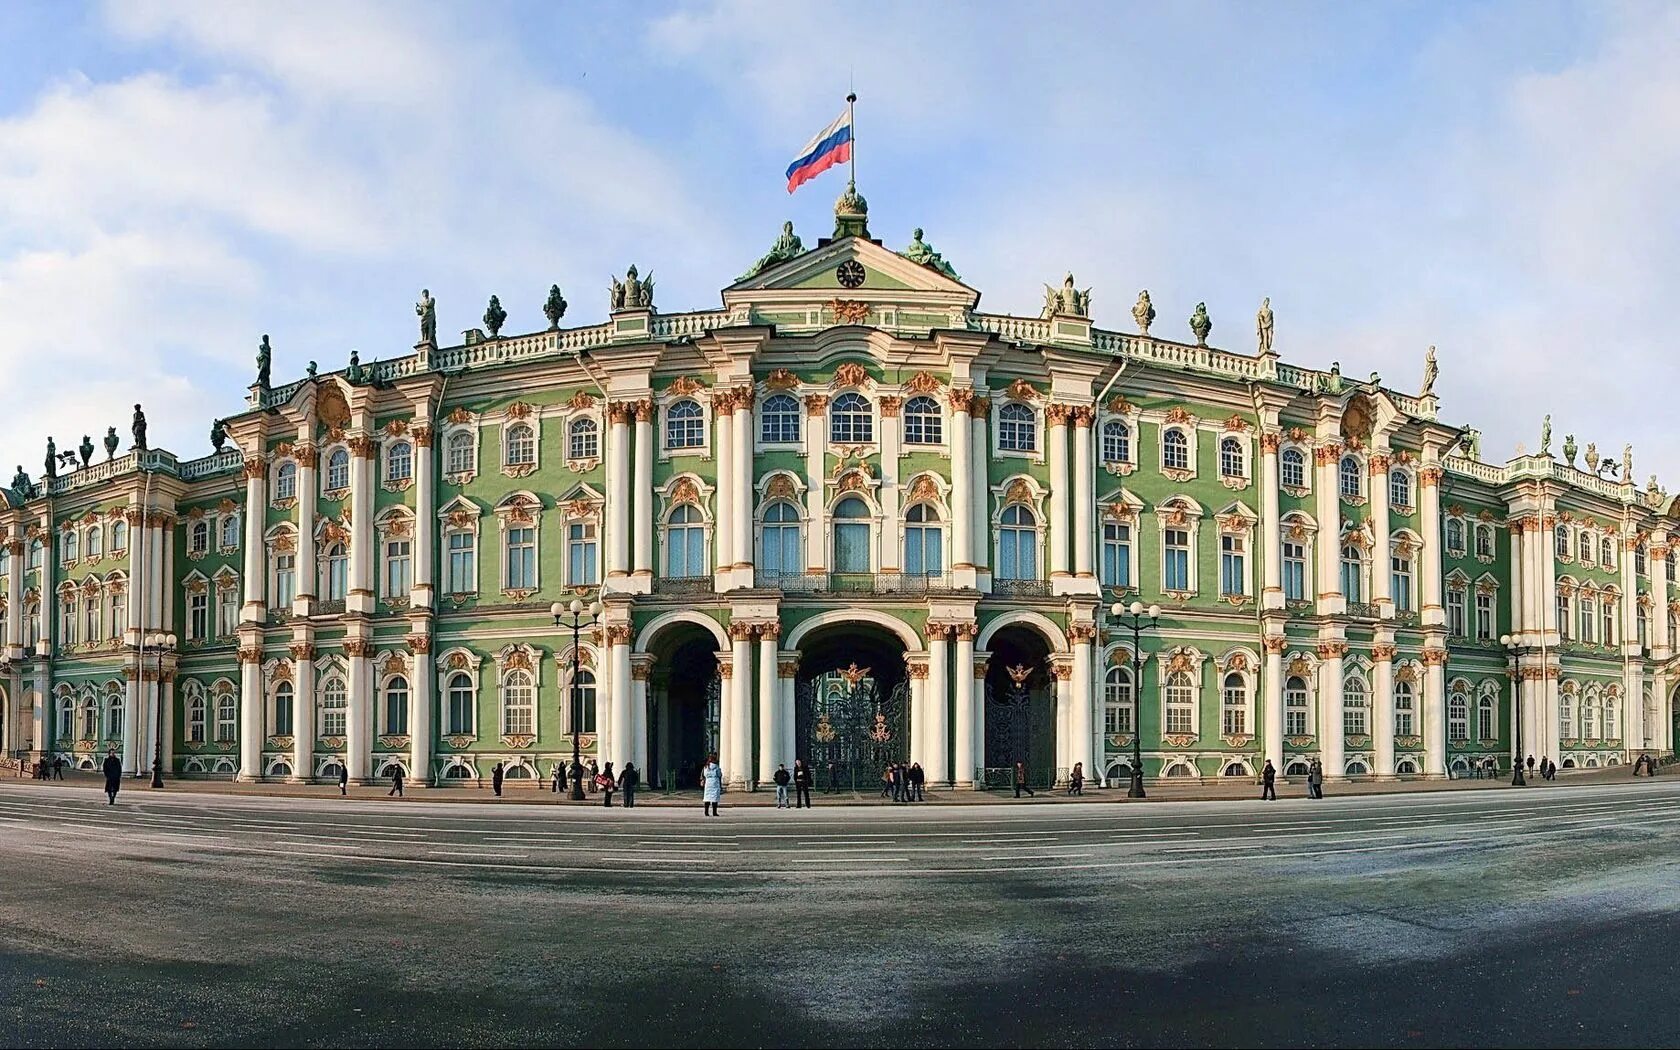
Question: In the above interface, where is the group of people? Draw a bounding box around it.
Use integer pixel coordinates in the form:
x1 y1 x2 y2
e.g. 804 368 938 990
878 761 929 802
1633 754 1664 777
1258 758 1327 800
771 760 815 808
1524 755 1559 781
28 755 66 780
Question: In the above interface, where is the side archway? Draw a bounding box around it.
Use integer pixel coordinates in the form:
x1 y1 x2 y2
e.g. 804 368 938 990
785 608 923 653
977 610 1068 655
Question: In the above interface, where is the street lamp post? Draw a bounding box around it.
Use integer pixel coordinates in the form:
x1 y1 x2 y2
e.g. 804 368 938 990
552 599 601 801
1501 634 1525 787
1110 600 1161 799
150 631 175 789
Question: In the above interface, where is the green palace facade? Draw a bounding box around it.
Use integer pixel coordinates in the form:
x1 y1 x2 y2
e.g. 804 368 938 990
1 189 1674 789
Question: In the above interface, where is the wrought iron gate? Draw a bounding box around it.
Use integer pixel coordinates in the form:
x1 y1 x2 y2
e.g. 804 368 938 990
984 677 1055 787
703 675 721 761
795 674 909 792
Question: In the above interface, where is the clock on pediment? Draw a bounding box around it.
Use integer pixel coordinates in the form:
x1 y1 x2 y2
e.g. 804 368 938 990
836 260 865 289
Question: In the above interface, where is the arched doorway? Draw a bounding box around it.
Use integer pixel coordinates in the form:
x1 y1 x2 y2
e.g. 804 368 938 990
984 625 1057 789
643 620 722 789
793 623 910 794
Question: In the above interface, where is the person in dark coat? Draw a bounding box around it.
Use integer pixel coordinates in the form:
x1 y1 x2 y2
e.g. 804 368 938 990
1307 757 1324 799
1014 761 1035 798
792 759 813 809
338 763 349 796
101 749 121 805
492 762 505 797
772 764 791 809
618 762 639 808
600 761 617 807
1067 762 1084 796
53 756 65 780
388 767 404 797
909 762 926 802
1261 759 1277 801
552 763 564 793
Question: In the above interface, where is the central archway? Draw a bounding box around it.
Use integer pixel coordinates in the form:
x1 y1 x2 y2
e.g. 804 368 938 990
640 615 725 789
792 621 911 794
983 624 1058 788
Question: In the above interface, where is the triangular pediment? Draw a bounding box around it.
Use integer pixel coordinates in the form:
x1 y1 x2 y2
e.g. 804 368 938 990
721 236 979 332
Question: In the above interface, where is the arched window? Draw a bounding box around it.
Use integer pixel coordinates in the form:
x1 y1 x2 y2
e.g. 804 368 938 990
1477 693 1495 740
1394 680 1415 736
572 669 599 733
27 538 42 572
998 403 1036 452
1101 420 1130 464
1164 671 1196 735
326 448 350 491
320 677 348 738
666 399 704 449
215 690 237 743
1283 675 1310 732
1636 544 1648 576
87 526 103 559
80 696 97 740
830 392 874 444
1446 518 1465 553
63 531 79 564
1447 686 1469 742
105 694 124 741
502 670 535 735
1221 672 1247 736
904 503 943 576
447 672 475 735
1339 455 1362 498
1280 447 1306 488
273 681 294 736
1340 545 1364 602
1604 697 1618 740
760 394 800 444
387 441 413 483
1555 525 1570 558
1578 531 1593 564
111 519 127 552
1475 524 1495 558
1344 676 1368 736
218 516 237 550
1581 694 1598 739
276 461 298 500
186 691 206 743
1104 665 1134 734
760 501 801 578
504 424 535 467
55 695 73 744
1161 428 1189 471
1389 469 1412 508
903 396 942 445
384 675 410 735
1101 520 1132 589
1601 537 1614 566
1391 550 1414 611
998 504 1038 580
665 504 706 578
446 430 475 473
832 496 872 573
324 542 348 600
567 419 598 460
189 522 208 555
1218 437 1245 479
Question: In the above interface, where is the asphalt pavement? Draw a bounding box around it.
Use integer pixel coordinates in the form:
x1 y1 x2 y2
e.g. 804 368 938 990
1 778 1677 1047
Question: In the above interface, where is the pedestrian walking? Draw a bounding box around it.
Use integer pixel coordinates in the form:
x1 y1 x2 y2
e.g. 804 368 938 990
1526 754 1536 776
793 758 813 809
53 756 65 780
879 765 893 799
338 763 349 797
909 762 926 802
1308 757 1324 799
492 761 505 797
1261 759 1277 801
1067 762 1084 796
552 763 563 793
586 758 599 795
600 761 617 807
701 752 723 817
388 767 404 797
1014 761 1035 798
101 749 121 805
619 762 639 808
773 764 791 809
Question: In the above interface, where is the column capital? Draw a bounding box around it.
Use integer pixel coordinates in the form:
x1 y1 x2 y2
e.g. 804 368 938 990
803 394 828 416
608 401 636 424
1065 623 1098 645
1045 403 1072 426
947 388 975 414
1420 647 1449 666
1316 641 1349 659
633 398 654 423
1260 431 1281 453
1371 642 1398 661
1069 406 1095 428
605 623 633 646
776 656 800 678
288 641 315 662
879 396 902 418
242 454 268 479
1419 467 1444 487
953 620 978 642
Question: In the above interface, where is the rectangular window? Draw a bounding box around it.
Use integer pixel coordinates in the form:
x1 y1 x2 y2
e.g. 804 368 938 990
1163 528 1190 591
1602 601 1616 646
217 589 238 637
1282 540 1306 602
1557 594 1570 640
567 522 599 586
1101 523 1131 589
1578 601 1594 644
1285 696 1308 737
275 554 296 608
447 532 476 593
1475 592 1494 640
505 527 536 590
1391 557 1412 612
1219 534 1246 597
189 592 208 641
384 539 412 599
1447 589 1466 637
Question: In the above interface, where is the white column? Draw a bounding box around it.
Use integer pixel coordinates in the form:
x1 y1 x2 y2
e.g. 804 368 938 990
953 624 976 786
294 445 318 616
1543 668 1561 764
1073 411 1095 580
633 401 654 581
239 651 263 780
611 626 633 769
347 637 370 781
1508 522 1526 639
1369 451 1392 614
1318 643 1346 778
607 402 631 580
122 674 141 774
348 436 375 615
412 424 436 609
1373 640 1396 776
805 395 827 573
1423 650 1447 776
950 395 973 570
1053 661 1073 783
631 660 649 774
241 453 267 620
757 625 777 782
1260 434 1283 609
926 626 950 784
1315 444 1343 615
1069 629 1094 783
1652 530 1671 656
778 652 798 771
906 654 928 769
879 398 901 571
4 538 20 654
1263 640 1284 772
733 394 753 571
1418 462 1444 627
714 395 734 580
124 512 144 646
973 651 990 779
292 640 314 779
715 650 735 775
1654 669 1671 755
410 643 432 785
729 625 752 786
972 406 991 581
1048 406 1070 580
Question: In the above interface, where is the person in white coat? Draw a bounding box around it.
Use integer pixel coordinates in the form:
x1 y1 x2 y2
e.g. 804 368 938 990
701 753 723 817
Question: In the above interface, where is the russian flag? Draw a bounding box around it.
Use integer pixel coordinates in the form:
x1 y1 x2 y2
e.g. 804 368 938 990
786 107 852 194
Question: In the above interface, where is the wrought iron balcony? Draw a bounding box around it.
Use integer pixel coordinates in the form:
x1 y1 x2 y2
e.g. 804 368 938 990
756 570 955 596
315 599 346 616
991 578 1052 598
653 574 716 596
1345 601 1380 620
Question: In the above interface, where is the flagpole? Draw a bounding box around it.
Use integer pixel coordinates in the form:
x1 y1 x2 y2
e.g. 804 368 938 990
847 92 857 187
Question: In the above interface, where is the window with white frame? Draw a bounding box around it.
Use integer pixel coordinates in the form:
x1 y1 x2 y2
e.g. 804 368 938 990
1580 693 1597 738
1578 530 1593 565
1219 533 1246 597
276 461 298 500
1280 447 1306 488
111 519 127 552
1475 588 1495 639
998 505 1038 580
27 538 42 572
1578 594 1595 644
1477 692 1496 740
1475 523 1494 558
1163 527 1192 592
1104 665 1134 734
1605 696 1618 739
1638 604 1649 648
1601 596 1616 645
1394 680 1416 737
273 681 294 736
568 419 598 461
1101 421 1131 465
1389 469 1412 508
320 677 348 737
216 584 238 637
1101 521 1132 589
1391 550 1414 611
1221 672 1247 735
446 430 475 473
832 497 872 573
384 675 409 735
504 526 536 590
1601 536 1615 566
326 448 350 491
504 423 536 467
187 690 206 743
1557 589 1571 640
666 399 704 449
997 403 1035 452
384 537 412 598
1636 544 1648 576
62 531 78 565
1218 437 1245 479
903 396 942 445
105 695 124 739
1162 428 1189 471
189 521 209 556
1448 685 1469 742
446 530 476 593
58 595 76 645
1282 537 1307 601
1340 546 1364 602
501 669 536 735
665 504 706 578
446 672 475 734
760 394 801 444
1164 670 1196 735
82 593 98 642
1446 518 1465 555
219 515 238 550
904 503 942 576
1555 525 1570 558
55 696 72 744
1339 455 1362 498
760 502 801 578
214 689 237 743
1285 675 1310 736
324 542 348 600
830 392 875 444
188 590 209 641
1447 585 1467 636
1344 676 1368 736
86 525 102 559
567 520 598 585
386 441 413 483
572 669 599 733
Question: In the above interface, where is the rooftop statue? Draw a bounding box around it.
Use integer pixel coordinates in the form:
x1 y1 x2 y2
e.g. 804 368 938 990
43 437 56 481
1421 345 1437 397
1539 415 1552 457
1257 297 1274 354
544 284 568 329
1460 428 1482 460
103 427 118 461
78 435 92 469
1584 442 1599 472
740 221 806 280
132 405 148 451
210 419 227 453
1040 273 1091 319
1563 433 1577 467
483 294 507 338
1623 443 1633 482
610 265 655 311
1132 290 1156 335
416 289 437 345
1189 302 1212 346
257 334 272 389
9 466 29 496
902 227 960 281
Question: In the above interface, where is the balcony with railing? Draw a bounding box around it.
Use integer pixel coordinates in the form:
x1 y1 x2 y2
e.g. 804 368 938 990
990 577 1052 599
653 574 716 597
756 570 955 596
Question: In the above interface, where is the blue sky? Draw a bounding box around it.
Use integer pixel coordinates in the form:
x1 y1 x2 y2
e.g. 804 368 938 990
0 1 1674 485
